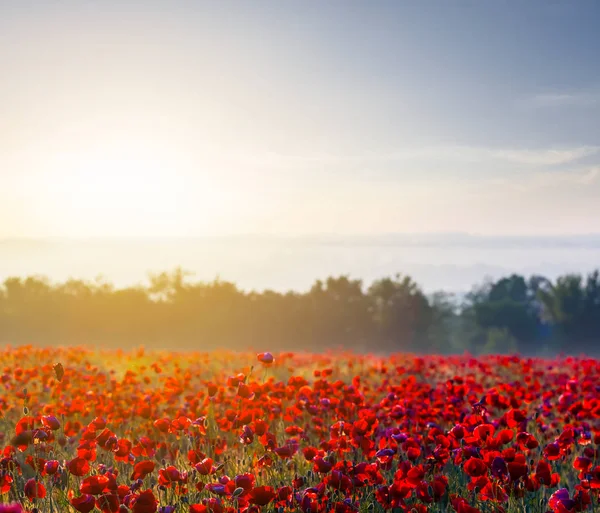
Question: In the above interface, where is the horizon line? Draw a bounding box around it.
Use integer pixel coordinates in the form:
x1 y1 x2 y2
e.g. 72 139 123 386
3 231 600 240
2 232 600 249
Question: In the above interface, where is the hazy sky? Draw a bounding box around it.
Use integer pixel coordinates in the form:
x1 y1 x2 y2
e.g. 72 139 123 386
2 1 600 238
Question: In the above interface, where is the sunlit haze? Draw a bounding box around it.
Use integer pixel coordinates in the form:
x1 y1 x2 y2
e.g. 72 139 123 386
2 1 599 240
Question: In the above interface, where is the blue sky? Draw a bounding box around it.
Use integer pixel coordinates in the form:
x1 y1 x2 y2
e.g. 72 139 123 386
1 0 599 237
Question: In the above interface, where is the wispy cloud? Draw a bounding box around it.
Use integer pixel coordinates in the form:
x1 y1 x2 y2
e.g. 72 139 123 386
488 166 600 193
533 166 600 188
485 146 599 166
530 90 600 108
228 145 600 168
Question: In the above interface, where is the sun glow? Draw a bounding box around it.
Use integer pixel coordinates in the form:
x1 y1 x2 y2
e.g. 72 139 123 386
38 143 219 237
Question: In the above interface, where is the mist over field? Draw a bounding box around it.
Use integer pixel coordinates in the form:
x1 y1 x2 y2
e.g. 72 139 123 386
1 236 599 356
3 234 600 293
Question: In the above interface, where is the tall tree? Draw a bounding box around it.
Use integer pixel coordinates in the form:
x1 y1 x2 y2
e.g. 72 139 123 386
368 274 432 352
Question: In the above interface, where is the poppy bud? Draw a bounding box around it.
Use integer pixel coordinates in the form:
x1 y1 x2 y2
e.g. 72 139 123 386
257 352 274 365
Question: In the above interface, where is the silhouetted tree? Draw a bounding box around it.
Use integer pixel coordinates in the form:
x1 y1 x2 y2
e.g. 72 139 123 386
537 271 600 353
0 268 598 355
367 274 431 352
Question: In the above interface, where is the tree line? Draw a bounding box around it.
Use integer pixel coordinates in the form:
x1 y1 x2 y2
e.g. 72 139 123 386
0 268 599 355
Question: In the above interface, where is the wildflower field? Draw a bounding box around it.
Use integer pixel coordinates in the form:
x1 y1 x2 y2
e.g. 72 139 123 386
1 347 599 513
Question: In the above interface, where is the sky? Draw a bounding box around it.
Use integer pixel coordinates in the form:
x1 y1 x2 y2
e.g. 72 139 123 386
1 0 600 238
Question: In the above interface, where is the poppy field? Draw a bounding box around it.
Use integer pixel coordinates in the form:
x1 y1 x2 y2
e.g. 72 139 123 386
1 346 599 513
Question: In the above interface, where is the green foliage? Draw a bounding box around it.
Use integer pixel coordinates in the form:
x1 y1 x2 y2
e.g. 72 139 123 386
479 327 519 355
471 274 542 352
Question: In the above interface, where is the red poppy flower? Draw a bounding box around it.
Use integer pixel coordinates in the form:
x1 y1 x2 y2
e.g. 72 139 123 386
207 384 218 397
131 460 155 481
544 442 561 460
549 488 575 513
451 496 481 513
463 457 488 478
248 486 276 506
71 495 96 513
41 415 61 430
158 466 185 486
237 383 255 400
0 475 14 494
313 457 333 473
573 456 592 473
96 493 121 513
480 481 508 502
43 460 60 475
130 490 158 513
534 460 553 486
234 473 255 493
67 457 90 476
192 458 212 478
153 418 171 433
81 474 110 495
24 479 46 500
